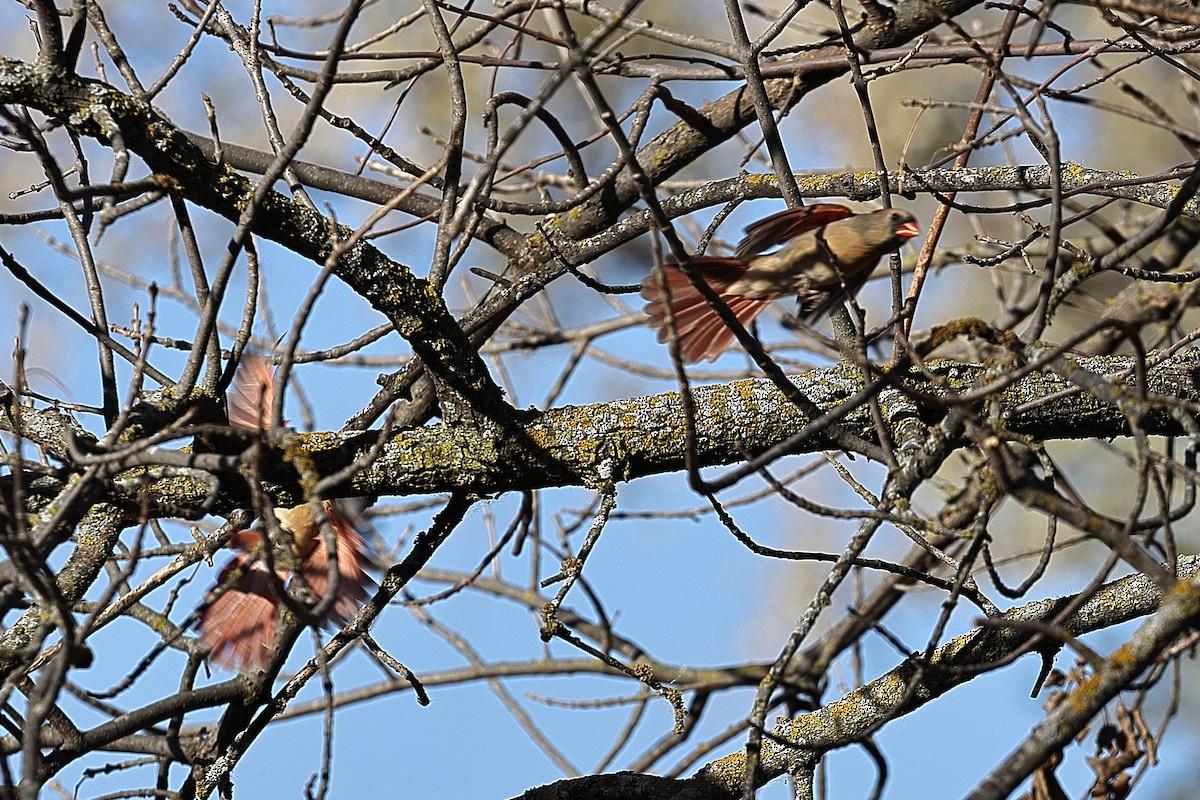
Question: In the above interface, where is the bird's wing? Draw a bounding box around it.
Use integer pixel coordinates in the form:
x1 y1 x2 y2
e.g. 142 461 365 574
796 269 873 321
734 203 853 260
198 550 279 671
300 502 374 626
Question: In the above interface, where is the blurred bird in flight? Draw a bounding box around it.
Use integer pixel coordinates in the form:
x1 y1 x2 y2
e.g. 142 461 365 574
642 204 920 363
198 355 373 671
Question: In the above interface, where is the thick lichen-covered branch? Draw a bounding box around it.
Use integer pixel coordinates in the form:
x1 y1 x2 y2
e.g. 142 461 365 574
117 351 1200 508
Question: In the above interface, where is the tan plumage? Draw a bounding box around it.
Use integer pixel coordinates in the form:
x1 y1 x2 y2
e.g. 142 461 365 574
642 204 920 363
198 356 374 672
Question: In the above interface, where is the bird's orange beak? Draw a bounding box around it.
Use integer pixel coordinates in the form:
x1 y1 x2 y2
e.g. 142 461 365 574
896 221 921 239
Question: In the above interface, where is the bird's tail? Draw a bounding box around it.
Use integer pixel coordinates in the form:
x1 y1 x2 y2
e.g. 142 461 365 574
641 257 772 363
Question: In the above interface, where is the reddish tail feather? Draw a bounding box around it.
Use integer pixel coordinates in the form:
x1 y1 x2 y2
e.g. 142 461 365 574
641 257 772 363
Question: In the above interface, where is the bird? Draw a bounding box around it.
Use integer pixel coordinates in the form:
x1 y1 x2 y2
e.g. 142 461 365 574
641 204 920 363
197 355 374 672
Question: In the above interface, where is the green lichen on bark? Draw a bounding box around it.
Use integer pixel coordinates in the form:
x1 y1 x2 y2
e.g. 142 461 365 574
242 350 1200 501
